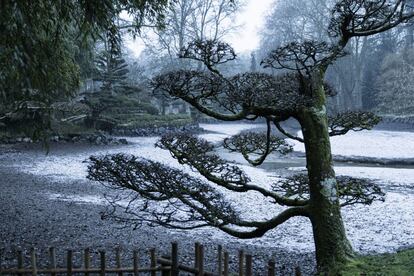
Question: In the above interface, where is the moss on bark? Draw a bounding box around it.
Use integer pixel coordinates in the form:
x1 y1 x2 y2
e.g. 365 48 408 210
298 75 354 273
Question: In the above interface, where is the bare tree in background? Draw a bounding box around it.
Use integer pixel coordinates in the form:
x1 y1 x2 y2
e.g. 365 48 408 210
138 0 241 118
260 0 414 111
89 1 414 273
141 0 241 67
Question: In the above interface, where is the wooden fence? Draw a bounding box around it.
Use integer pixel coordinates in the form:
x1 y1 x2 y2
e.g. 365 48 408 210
0 242 302 275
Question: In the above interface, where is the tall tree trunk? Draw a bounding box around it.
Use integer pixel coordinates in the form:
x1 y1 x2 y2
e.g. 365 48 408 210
298 74 354 272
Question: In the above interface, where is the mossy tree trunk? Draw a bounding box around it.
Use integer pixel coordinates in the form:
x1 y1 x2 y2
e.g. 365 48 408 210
298 72 354 273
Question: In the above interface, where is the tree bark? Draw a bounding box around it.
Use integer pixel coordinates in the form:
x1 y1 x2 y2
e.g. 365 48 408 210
298 73 354 273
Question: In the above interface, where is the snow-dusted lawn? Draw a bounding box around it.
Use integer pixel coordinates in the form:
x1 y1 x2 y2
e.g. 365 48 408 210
291 129 414 159
10 123 414 254
335 166 414 188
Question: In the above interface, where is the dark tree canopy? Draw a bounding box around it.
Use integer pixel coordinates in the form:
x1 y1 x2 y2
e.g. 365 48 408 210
0 0 170 136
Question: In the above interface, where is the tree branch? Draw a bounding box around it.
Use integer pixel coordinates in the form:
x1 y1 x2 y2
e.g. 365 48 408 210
178 39 236 76
157 132 308 207
328 111 381 136
273 120 304 143
151 70 250 121
223 119 293 166
261 40 346 73
87 153 309 236
272 174 385 207
329 0 414 39
218 206 309 239
152 70 310 121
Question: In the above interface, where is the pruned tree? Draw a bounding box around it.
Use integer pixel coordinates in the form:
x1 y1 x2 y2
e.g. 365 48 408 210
138 0 242 119
88 1 414 273
94 51 130 95
376 48 414 114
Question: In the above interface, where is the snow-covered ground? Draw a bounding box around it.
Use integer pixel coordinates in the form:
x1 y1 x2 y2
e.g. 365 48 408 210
291 129 414 159
9 123 414 254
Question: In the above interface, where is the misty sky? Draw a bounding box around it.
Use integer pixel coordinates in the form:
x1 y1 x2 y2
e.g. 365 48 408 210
126 0 275 56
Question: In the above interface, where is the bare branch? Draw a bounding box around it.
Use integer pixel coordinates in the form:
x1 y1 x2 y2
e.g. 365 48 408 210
87 154 240 229
261 40 346 73
179 39 236 75
223 120 293 166
329 0 414 40
273 120 304 143
224 72 312 117
328 111 382 136
218 206 309 239
151 70 248 121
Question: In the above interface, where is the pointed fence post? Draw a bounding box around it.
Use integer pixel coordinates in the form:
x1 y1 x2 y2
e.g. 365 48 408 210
238 250 244 276
217 245 223 276
49 248 57 276
245 254 252 276
197 244 204 276
223 251 229 276
0 249 3 276
267 260 275 276
194 242 200 270
116 247 123 276
31 248 37 276
100 250 106 276
17 250 23 276
171 242 179 276
133 250 139 276
150 249 156 276
84 248 90 276
67 250 73 276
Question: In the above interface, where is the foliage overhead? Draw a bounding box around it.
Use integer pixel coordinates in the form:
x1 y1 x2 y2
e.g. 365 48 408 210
0 0 170 134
